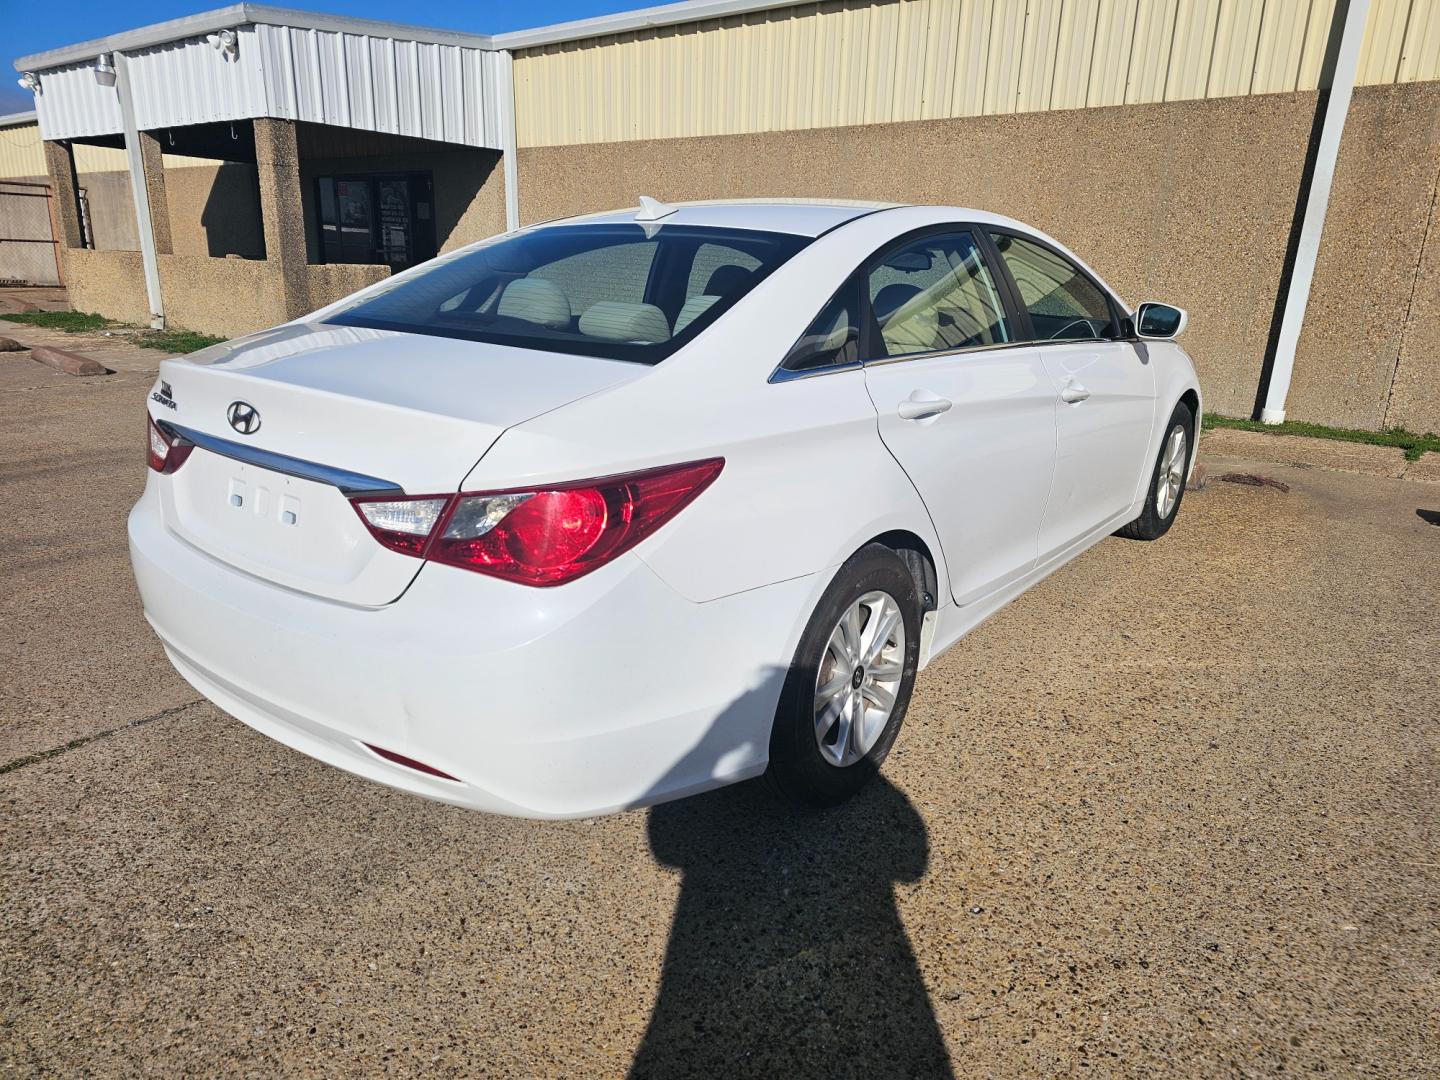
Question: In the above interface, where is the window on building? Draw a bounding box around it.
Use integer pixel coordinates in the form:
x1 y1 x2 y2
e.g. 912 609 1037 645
316 173 437 271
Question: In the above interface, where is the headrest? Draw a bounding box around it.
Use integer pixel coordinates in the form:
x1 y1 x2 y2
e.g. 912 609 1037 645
704 264 754 297
578 301 672 344
674 294 721 335
873 283 923 324
496 277 572 329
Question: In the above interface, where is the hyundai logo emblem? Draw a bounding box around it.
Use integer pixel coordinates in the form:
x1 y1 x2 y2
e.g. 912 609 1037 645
227 400 261 435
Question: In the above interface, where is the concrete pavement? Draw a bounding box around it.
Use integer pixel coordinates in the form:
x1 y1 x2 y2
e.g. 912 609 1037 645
2 327 1436 1076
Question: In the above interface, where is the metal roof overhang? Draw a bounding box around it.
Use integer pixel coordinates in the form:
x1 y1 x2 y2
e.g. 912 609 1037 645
15 5 509 149
14 5 496 70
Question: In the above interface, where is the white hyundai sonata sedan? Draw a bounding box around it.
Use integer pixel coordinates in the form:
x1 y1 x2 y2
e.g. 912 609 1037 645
130 199 1200 818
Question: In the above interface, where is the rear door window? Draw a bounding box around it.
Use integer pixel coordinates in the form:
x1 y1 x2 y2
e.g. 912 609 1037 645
863 231 1011 359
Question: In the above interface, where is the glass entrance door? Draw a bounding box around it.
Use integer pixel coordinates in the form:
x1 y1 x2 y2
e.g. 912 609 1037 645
316 174 437 271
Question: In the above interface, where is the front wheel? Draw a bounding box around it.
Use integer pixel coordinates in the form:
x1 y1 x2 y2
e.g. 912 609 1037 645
767 544 922 808
1116 400 1195 541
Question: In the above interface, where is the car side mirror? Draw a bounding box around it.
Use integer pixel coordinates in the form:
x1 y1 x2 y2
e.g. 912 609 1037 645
1134 301 1187 340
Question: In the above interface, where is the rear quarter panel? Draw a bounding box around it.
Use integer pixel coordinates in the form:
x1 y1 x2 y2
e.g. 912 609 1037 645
464 363 946 605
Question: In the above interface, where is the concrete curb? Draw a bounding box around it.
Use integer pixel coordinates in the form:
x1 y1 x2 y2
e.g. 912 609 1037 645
29 345 108 377
1200 427 1407 479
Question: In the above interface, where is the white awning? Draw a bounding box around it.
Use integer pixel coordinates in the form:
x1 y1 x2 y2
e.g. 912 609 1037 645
17 5 508 150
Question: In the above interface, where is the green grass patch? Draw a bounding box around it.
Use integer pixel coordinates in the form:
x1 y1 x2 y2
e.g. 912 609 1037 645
0 310 116 333
132 328 227 353
1202 413 1440 462
0 310 225 354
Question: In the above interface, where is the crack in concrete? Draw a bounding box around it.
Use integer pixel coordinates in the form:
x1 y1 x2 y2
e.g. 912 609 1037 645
0 700 204 776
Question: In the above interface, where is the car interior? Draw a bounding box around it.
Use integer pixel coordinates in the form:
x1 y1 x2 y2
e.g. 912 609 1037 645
431 236 775 347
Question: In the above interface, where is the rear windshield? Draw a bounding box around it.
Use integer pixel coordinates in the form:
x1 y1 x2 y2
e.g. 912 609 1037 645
325 223 811 364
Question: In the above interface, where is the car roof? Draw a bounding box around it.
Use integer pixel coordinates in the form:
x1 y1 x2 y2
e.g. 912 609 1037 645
543 199 1031 238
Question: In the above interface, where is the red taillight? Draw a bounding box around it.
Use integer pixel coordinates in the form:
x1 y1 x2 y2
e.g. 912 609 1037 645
146 413 193 474
347 458 723 587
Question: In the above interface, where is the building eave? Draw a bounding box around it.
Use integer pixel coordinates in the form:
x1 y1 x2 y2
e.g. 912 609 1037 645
489 0 812 50
14 3 496 72
13 0 825 73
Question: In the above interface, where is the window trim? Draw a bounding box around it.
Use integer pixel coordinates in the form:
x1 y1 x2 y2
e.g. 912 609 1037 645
769 221 1130 385
982 226 1126 346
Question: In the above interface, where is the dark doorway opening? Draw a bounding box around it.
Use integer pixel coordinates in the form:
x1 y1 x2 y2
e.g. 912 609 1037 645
314 172 437 272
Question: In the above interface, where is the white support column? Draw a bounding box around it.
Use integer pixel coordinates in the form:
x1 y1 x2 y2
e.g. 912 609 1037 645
113 50 165 328
496 49 521 232
1260 0 1370 424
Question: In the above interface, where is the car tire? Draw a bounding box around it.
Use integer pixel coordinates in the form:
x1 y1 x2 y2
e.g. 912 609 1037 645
1116 399 1195 542
766 544 922 808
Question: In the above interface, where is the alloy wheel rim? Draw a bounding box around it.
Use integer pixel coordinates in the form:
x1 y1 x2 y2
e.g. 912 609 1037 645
1156 424 1187 519
813 590 906 768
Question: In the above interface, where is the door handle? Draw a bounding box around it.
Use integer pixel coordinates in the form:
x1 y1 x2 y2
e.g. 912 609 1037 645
897 393 953 421
1060 382 1091 404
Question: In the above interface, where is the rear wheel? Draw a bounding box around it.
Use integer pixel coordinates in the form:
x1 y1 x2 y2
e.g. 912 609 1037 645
1116 400 1194 541
767 545 921 807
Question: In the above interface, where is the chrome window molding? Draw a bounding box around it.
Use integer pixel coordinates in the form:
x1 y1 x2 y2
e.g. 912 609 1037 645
767 358 864 383
768 321 1128 382
158 421 405 498
766 220 1130 386
858 338 1042 368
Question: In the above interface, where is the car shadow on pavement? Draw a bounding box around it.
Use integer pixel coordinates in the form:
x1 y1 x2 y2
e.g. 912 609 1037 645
629 682 953 1079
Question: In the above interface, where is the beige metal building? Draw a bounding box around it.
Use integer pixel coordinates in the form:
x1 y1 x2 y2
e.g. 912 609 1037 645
7 0 1440 430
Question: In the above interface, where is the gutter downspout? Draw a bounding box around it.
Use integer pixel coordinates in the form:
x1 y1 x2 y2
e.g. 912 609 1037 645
113 50 165 329
497 49 521 232
1259 0 1369 424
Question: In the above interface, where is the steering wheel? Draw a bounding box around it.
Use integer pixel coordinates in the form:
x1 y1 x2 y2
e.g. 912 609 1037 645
1050 318 1097 341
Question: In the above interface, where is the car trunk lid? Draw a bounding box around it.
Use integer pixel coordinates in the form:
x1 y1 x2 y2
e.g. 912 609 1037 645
151 323 643 606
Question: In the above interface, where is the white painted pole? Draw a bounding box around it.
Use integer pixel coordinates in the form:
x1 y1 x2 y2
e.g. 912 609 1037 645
113 50 165 328
1260 0 1370 425
497 49 521 232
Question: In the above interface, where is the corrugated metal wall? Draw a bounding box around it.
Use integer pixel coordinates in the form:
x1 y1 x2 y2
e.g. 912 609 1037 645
514 0 1440 147
29 62 125 141
127 30 269 131
29 24 508 150
250 24 506 147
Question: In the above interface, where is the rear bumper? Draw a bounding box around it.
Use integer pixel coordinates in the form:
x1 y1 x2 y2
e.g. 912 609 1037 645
128 482 816 818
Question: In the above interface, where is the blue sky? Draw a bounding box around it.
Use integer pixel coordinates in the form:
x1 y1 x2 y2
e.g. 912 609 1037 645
0 0 642 113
